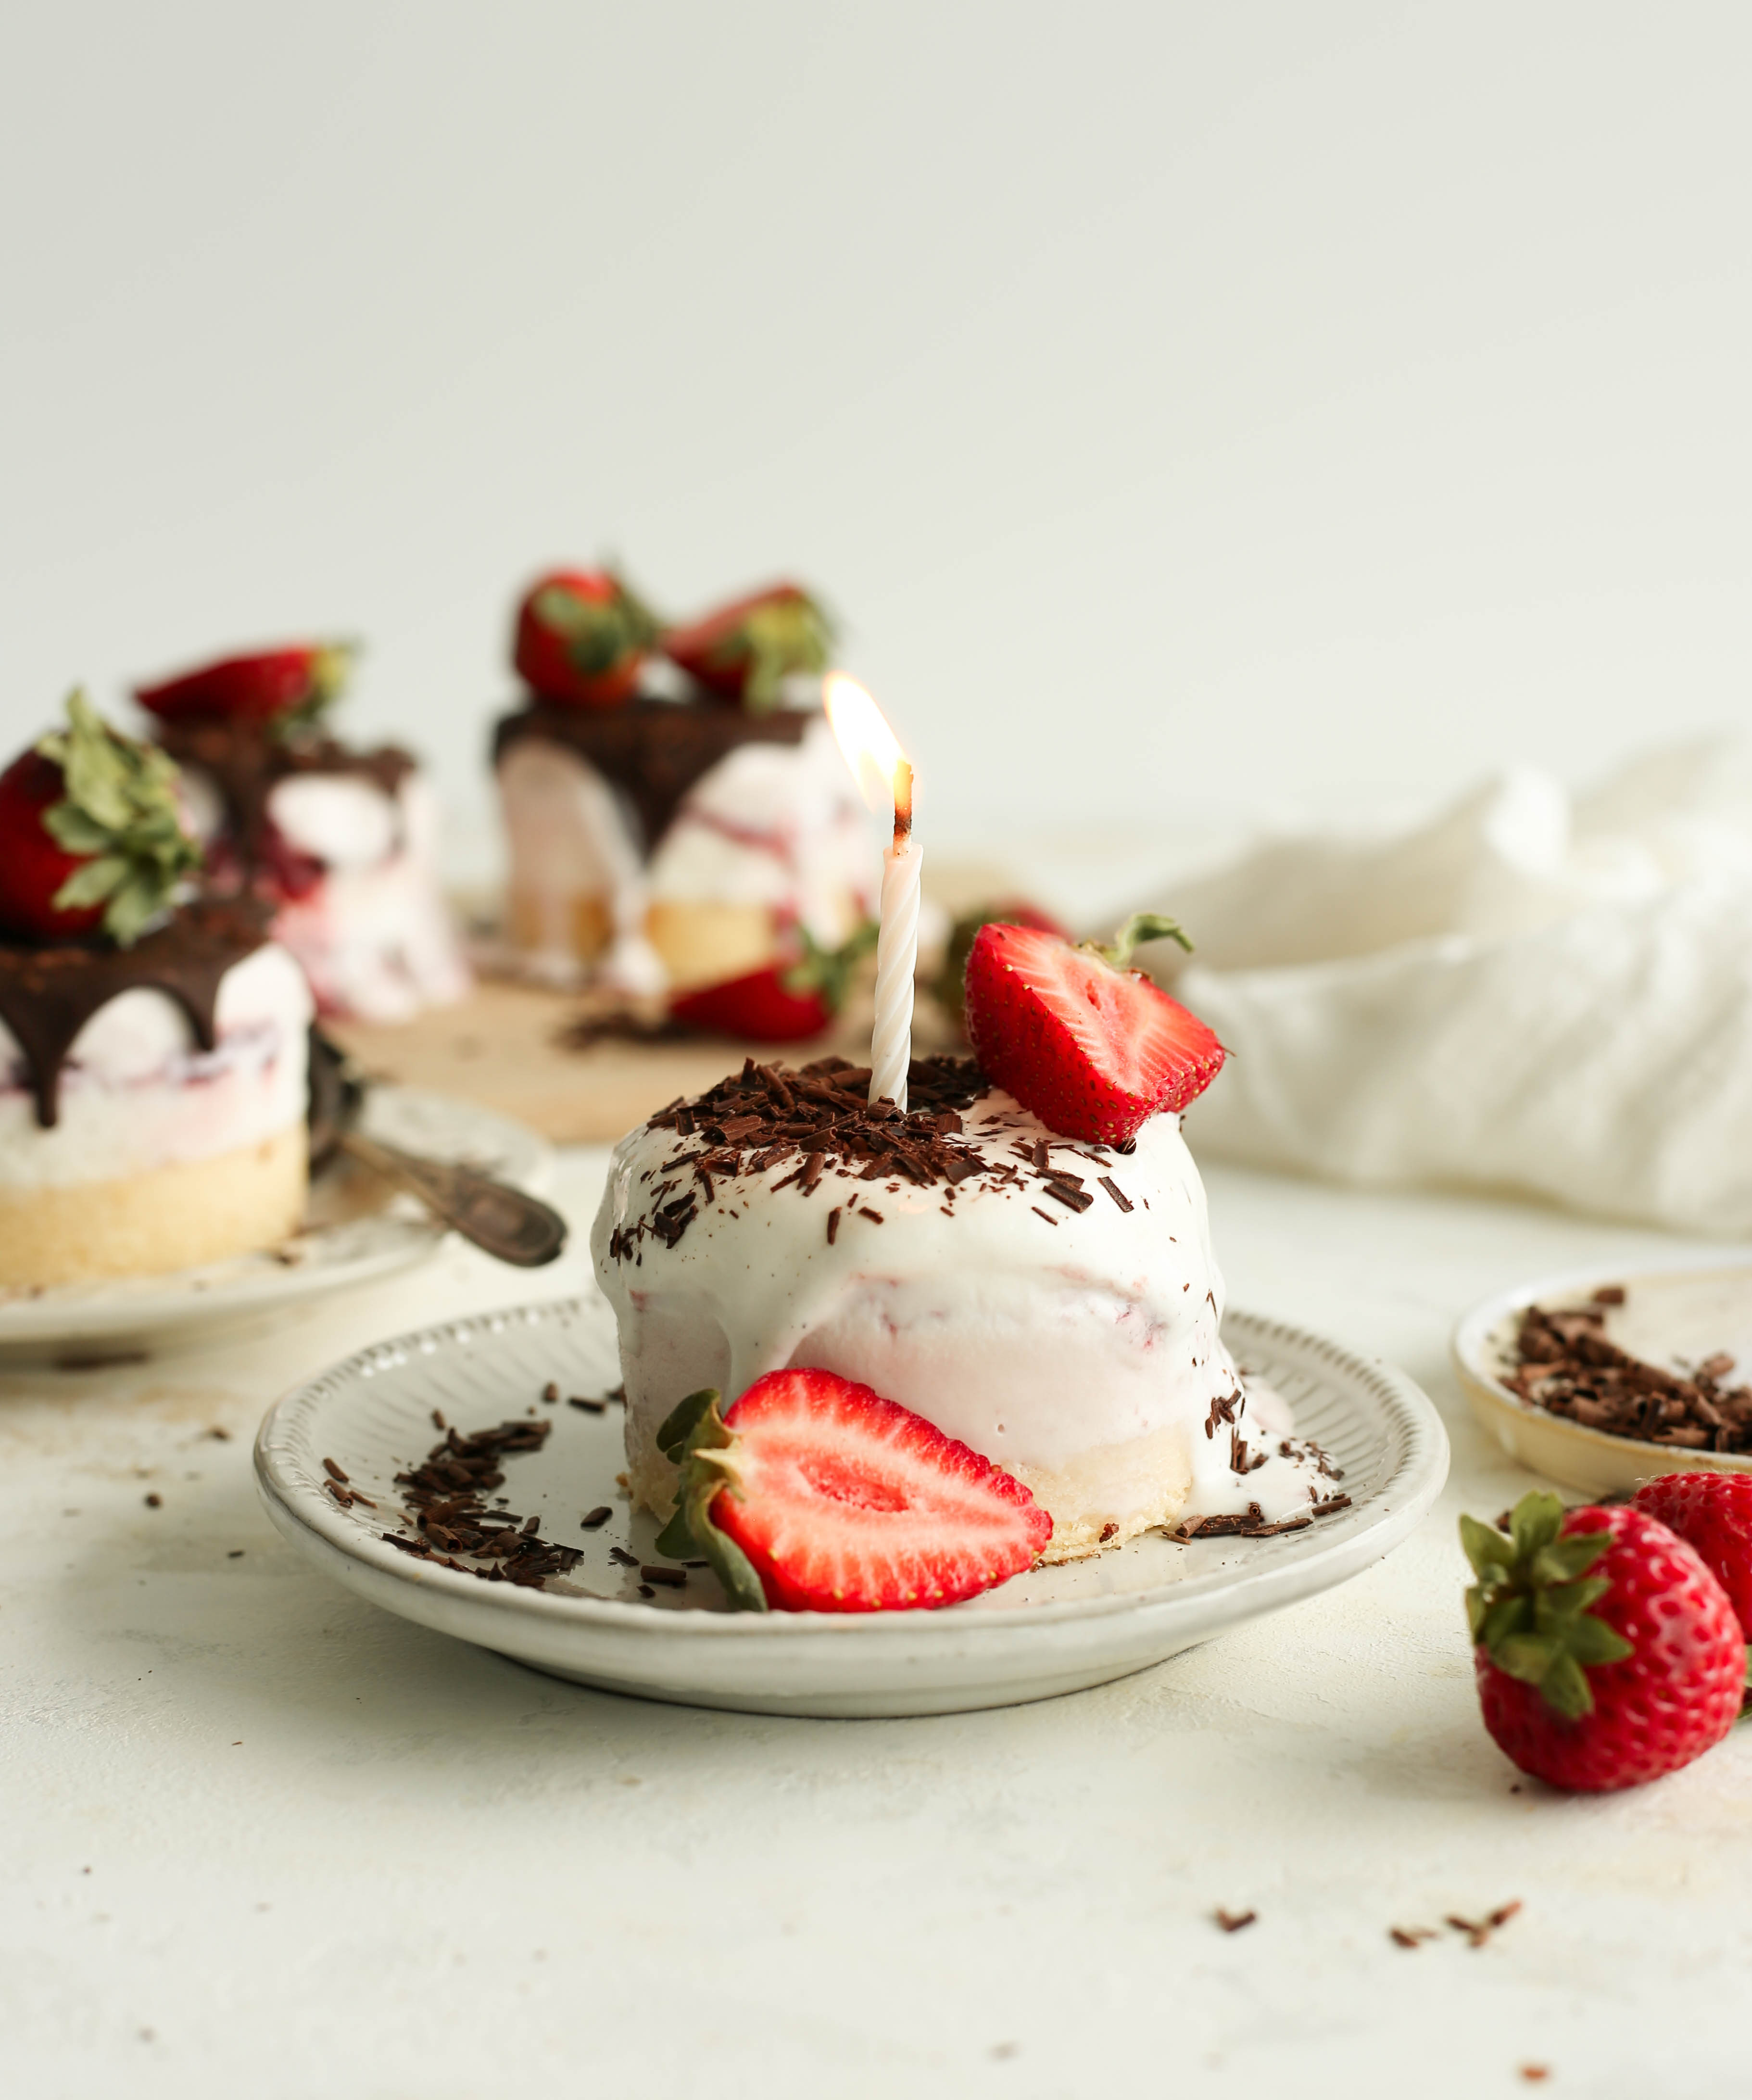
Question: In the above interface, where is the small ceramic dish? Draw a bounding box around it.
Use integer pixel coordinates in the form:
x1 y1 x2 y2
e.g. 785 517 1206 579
255 1293 1449 1720
1453 1256 1752 1498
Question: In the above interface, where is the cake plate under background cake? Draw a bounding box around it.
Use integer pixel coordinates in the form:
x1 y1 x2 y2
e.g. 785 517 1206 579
255 1291 1448 1719
0 1088 552 1362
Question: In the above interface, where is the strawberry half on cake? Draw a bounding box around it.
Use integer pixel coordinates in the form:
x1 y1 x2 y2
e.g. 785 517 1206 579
138 642 468 1023
493 570 872 1001
0 696 312 1287
592 916 1337 1597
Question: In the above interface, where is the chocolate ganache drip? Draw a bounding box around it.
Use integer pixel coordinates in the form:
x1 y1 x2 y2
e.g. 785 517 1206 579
155 719 416 865
0 898 273 1128
492 696 812 855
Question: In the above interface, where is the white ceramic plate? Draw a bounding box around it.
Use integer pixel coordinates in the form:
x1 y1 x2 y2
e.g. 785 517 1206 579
0 1088 552 1361
1454 1255 1752 1498
255 1295 1449 1718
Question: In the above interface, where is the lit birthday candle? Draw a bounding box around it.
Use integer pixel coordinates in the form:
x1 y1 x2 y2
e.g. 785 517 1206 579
824 674 920 1111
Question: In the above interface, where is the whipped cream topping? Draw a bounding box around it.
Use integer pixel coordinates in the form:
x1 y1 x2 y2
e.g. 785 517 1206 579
591 1058 1334 1535
0 941 312 1189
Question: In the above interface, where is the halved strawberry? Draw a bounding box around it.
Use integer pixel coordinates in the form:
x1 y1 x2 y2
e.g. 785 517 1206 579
935 898 1068 1031
962 912 1224 1144
652 1371 1052 1613
660 582 834 712
136 643 354 725
0 693 200 947
668 921 877 1043
513 569 660 706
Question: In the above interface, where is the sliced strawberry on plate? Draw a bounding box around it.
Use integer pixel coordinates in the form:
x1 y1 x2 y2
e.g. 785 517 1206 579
136 642 355 726
660 582 835 712
0 692 200 947
652 1370 1052 1613
1462 1491 1746 1792
1634 1472 1752 1644
962 911 1224 1144
513 569 660 706
668 921 878 1043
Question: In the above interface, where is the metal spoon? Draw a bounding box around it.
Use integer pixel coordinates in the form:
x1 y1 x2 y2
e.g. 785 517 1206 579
307 1029 569 1268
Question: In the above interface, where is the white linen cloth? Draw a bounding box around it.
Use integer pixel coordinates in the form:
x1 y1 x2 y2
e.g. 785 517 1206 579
1145 740 1752 1235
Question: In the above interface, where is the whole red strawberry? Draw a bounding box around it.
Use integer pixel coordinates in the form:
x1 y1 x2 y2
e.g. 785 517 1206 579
0 693 200 947
652 1371 1052 1613
1634 1472 1752 1640
1463 1491 1745 1792
668 922 877 1044
962 911 1225 1144
661 582 835 712
136 643 353 725
513 569 660 706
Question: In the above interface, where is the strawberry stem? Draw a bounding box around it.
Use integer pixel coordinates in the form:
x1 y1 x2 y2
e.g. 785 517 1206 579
1461 1491 1632 1720
273 640 359 738
1082 911 1194 970
37 691 201 946
779 918 879 1010
653 1388 769 1611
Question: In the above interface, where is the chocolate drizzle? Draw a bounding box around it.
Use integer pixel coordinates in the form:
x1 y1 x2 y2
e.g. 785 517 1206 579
492 696 812 856
0 898 273 1127
156 720 416 864
605 1054 1137 1262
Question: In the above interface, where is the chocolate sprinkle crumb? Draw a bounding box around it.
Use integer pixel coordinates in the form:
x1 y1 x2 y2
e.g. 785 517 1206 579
1098 1176 1133 1213
827 1207 842 1244
321 1457 349 1484
1446 1901 1522 1949
567 1395 608 1413
580 1506 612 1529
143 1493 162 1509
640 1564 687 1588
1214 1908 1257 1933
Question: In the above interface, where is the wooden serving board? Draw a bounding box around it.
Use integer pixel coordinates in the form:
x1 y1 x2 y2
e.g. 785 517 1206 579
326 977 961 1148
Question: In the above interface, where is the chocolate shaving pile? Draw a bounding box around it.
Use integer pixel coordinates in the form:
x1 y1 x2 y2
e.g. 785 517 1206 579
605 1054 1135 1261
380 1418 585 1587
1507 1288 1752 1453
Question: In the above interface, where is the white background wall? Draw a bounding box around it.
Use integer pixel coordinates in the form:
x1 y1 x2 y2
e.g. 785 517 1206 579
3 2 1749 891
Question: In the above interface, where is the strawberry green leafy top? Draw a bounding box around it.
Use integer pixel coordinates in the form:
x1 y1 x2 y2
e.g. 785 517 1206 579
1462 1491 1633 1719
37 691 201 946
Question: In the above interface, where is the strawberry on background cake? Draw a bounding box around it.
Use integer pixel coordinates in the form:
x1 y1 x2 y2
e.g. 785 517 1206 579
592 914 1337 1605
137 642 469 1024
0 695 311 1287
493 569 874 1008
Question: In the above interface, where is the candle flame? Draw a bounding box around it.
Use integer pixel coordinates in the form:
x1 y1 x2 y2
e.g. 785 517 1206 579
825 673 909 822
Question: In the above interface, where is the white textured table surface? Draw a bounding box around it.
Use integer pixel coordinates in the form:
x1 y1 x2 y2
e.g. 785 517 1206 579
3 1149 1748 2099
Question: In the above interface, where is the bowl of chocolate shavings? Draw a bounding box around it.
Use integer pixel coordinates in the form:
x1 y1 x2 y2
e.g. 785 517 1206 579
1453 1260 1752 1497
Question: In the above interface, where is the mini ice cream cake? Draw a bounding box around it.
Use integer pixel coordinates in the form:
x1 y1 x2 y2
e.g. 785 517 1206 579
493 570 871 998
138 642 468 1023
0 696 312 1287
592 918 1338 1596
